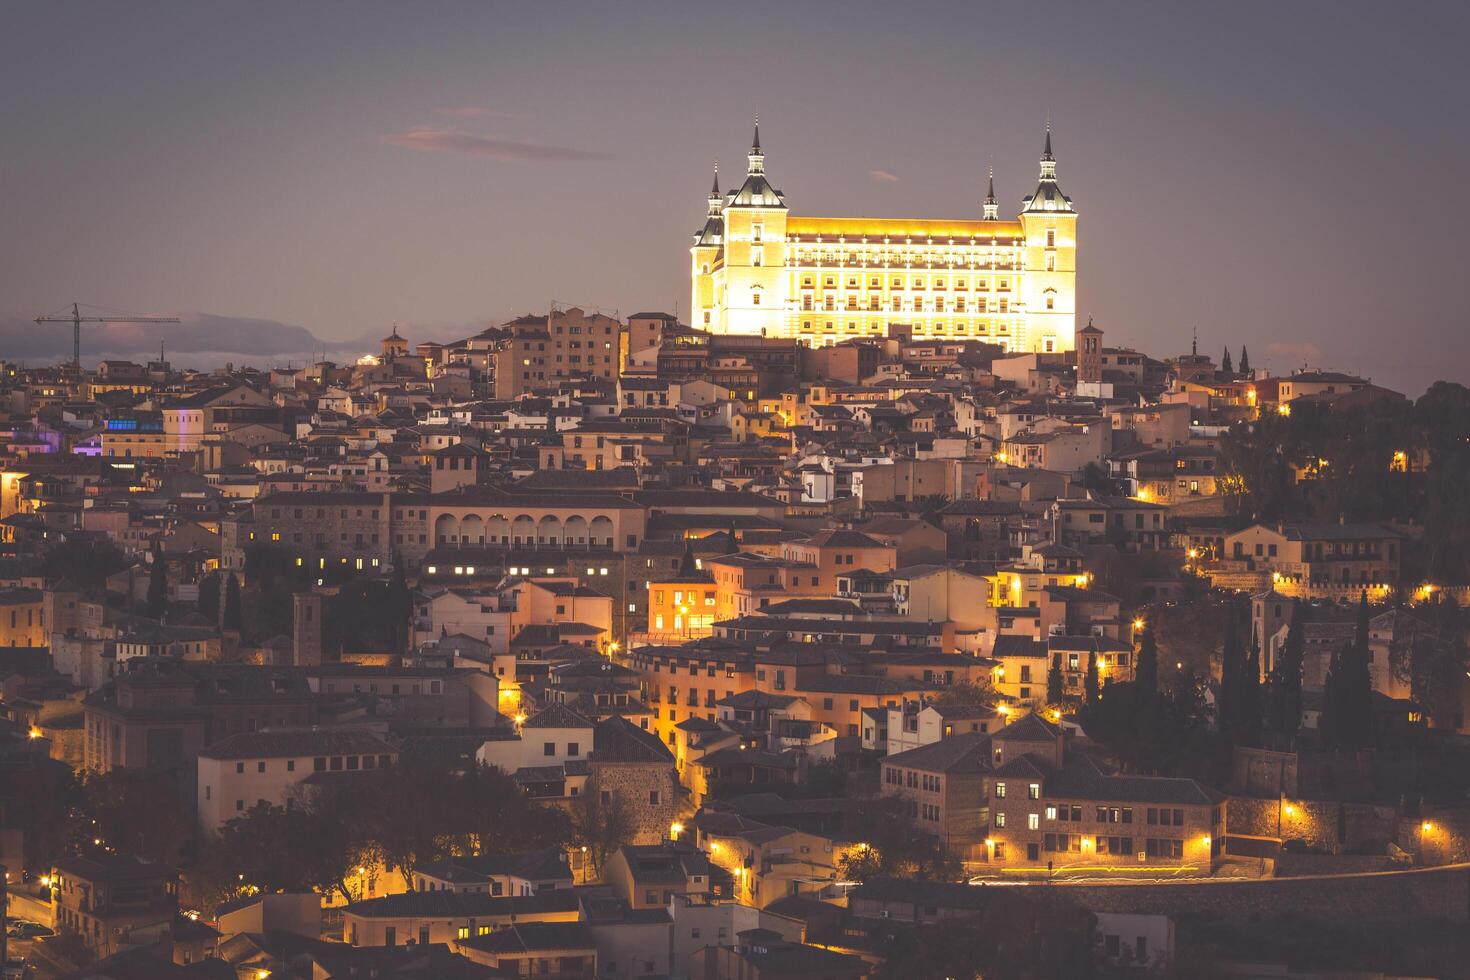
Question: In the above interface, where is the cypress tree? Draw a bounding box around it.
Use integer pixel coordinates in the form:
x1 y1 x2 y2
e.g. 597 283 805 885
1320 650 1344 747
145 548 169 621
1345 591 1376 746
1085 651 1100 703
1135 627 1159 695
1239 345 1251 375
1047 662 1065 706
223 573 243 632
1221 347 1234 374
1219 602 1241 734
1322 592 1375 750
1268 600 1305 739
1242 627 1263 744
197 572 221 623
388 553 412 654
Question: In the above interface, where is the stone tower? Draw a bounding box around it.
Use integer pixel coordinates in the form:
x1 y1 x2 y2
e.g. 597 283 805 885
293 591 324 667
1077 318 1103 384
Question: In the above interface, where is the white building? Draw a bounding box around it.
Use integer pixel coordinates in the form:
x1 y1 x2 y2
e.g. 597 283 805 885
197 728 399 833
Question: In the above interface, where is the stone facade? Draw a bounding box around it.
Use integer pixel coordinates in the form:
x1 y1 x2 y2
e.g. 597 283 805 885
589 762 678 846
1062 863 1470 924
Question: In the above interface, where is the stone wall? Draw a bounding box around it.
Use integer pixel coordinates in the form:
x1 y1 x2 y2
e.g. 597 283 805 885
1225 796 1470 866
1406 807 1470 866
1231 747 1299 797
1227 797 1398 853
591 761 678 846
1056 863 1470 923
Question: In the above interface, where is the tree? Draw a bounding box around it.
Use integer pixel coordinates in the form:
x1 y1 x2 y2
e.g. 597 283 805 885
1211 602 1246 740
836 795 961 883
1218 413 1297 523
1047 663 1065 706
804 759 848 798
930 681 994 711
0 761 82 874
145 548 169 620
873 890 1095 980
1407 595 1468 729
1239 345 1251 375
1321 592 1375 751
80 769 190 866
1266 601 1305 741
222 573 243 632
570 778 637 881
1080 462 1119 497
292 780 389 905
197 572 221 623
194 803 320 908
387 554 413 655
1240 627 1263 745
1136 627 1159 696
370 761 456 889
1081 671 1218 778
41 537 127 592
1221 347 1233 374
1084 652 1100 703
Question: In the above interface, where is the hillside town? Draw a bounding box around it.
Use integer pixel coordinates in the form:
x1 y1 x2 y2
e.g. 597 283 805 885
0 304 1468 979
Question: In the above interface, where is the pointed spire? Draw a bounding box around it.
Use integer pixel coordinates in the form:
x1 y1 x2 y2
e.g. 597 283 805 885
746 114 766 176
982 165 999 221
1023 122 1069 212
1038 125 1058 180
711 161 720 197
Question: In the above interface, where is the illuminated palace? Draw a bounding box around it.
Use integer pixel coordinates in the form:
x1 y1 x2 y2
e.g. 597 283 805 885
691 125 1077 353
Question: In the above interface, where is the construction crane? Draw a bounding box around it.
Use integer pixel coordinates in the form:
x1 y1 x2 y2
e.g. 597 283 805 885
34 302 181 371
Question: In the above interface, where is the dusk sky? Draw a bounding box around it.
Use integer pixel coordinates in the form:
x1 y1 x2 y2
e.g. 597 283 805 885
3 1 1466 394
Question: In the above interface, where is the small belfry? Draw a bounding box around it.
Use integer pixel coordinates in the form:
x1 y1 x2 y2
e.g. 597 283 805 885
690 123 1078 353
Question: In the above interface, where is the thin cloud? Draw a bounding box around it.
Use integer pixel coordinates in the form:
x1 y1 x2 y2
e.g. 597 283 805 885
1266 341 1323 365
432 107 529 120
382 126 608 162
869 169 900 183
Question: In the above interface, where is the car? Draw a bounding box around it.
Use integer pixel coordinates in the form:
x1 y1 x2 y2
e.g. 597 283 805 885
5 922 51 939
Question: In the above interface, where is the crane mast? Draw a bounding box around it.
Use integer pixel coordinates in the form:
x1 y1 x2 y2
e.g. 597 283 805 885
34 302 181 370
